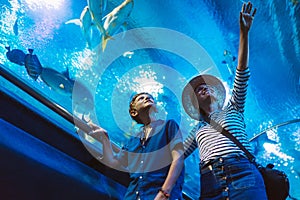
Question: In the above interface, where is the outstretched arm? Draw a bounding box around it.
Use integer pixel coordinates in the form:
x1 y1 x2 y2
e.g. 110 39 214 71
88 123 121 168
230 2 256 112
237 1 256 71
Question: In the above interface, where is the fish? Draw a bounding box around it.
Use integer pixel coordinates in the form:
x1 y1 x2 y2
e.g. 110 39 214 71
65 6 101 49
5 46 26 66
102 0 134 49
13 18 18 36
62 68 95 113
72 80 95 115
40 67 73 96
24 49 43 80
87 0 111 51
222 49 236 84
222 49 236 74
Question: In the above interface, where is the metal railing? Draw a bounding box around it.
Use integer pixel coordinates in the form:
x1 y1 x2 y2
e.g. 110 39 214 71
0 64 93 133
0 64 127 155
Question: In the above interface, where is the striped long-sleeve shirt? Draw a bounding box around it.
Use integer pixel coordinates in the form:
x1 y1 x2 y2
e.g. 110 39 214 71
184 68 252 162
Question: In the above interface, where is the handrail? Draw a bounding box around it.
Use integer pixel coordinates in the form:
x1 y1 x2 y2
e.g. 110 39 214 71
0 64 92 133
0 64 121 154
249 118 300 142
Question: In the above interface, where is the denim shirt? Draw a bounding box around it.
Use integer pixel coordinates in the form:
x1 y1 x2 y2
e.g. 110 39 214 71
117 119 185 200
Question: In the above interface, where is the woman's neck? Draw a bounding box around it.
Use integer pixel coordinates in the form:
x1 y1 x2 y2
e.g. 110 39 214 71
201 102 220 118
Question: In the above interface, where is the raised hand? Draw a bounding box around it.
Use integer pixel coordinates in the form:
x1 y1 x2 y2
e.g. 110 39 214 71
88 122 109 142
240 1 257 33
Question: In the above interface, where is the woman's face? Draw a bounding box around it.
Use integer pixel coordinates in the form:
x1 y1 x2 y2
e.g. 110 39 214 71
194 83 217 107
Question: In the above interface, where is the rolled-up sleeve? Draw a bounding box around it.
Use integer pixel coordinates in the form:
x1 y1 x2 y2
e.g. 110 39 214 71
167 120 184 151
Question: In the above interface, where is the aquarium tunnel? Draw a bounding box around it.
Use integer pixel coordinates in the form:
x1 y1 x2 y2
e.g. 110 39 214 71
0 0 300 199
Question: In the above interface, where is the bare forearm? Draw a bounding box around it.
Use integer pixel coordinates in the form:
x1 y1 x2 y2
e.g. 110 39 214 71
161 150 184 194
237 2 256 71
100 135 120 168
237 31 249 71
88 124 120 168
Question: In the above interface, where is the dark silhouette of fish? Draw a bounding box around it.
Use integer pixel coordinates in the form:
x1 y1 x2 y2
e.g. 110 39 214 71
222 49 236 70
39 67 94 112
5 46 26 66
13 18 18 36
40 67 73 96
24 49 43 80
222 49 236 85
72 80 95 114
62 68 94 113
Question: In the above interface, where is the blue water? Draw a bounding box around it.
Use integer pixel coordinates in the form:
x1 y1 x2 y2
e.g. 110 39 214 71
1 0 300 199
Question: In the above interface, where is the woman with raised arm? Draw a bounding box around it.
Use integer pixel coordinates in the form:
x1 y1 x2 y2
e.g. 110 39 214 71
182 2 267 199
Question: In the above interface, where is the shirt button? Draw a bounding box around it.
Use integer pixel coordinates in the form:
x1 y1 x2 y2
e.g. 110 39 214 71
141 161 144 164
139 176 143 179
136 191 139 194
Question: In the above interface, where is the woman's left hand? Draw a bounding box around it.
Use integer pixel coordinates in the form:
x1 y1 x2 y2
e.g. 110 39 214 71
240 1 257 32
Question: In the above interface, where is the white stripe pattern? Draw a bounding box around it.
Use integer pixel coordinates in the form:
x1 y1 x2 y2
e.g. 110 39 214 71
184 68 252 162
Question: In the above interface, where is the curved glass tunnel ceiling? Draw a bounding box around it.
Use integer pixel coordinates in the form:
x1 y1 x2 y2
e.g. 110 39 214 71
1 0 300 199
